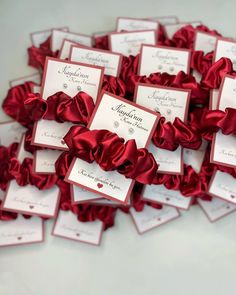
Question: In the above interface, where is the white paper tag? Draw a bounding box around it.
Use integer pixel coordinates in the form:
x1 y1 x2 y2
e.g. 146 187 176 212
184 140 207 173
70 45 122 77
208 170 236 204
32 85 41 94
149 142 183 174
17 134 33 163
59 40 78 59
0 216 44 247
211 131 236 167
130 205 180 234
0 122 26 146
135 83 190 123
66 158 134 204
52 210 103 245
51 30 92 52
34 149 62 173
72 184 102 203
109 30 156 56
116 17 159 32
32 120 74 150
88 92 159 148
139 45 190 76
194 31 217 54
2 180 60 218
197 197 236 222
142 184 192 210
215 38 236 70
218 75 236 110
41 58 104 101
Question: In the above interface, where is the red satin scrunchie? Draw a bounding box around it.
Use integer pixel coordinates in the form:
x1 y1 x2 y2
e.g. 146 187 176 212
0 143 18 191
127 70 209 105
8 157 58 190
190 107 236 141
2 82 35 128
201 57 235 89
63 125 159 184
152 116 202 151
24 91 95 125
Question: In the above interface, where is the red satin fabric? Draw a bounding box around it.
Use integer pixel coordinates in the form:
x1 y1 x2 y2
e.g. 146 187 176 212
102 75 127 97
191 51 214 76
0 143 18 190
28 37 57 72
127 71 209 105
190 107 236 141
24 91 95 125
94 35 109 50
119 55 139 83
55 151 74 178
57 180 117 230
64 126 159 184
153 116 202 151
132 183 163 212
9 157 58 189
2 82 35 128
201 57 235 89
161 25 221 49
154 164 201 197
0 200 18 221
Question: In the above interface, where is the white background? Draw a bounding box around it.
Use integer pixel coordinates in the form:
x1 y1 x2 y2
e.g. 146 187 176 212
0 0 236 294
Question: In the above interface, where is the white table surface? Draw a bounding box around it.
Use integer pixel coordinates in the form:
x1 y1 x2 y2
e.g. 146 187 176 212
0 0 236 294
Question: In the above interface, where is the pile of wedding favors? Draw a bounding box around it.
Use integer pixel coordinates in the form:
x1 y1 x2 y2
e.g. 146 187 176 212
0 16 236 247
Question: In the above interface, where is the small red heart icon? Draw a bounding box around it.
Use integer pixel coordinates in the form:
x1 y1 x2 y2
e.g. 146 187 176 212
29 205 34 209
97 183 103 189
17 236 22 240
61 140 65 145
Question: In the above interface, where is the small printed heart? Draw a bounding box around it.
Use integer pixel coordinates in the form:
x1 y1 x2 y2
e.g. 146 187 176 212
166 197 170 201
61 140 66 145
29 205 34 209
17 236 22 240
76 233 80 237
231 195 235 199
97 183 103 189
